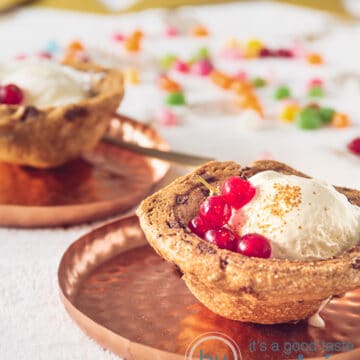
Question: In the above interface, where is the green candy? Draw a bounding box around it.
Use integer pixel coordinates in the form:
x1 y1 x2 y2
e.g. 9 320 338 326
165 91 186 106
160 54 177 69
296 107 323 130
189 47 210 64
308 86 325 98
318 107 335 124
252 77 267 88
274 85 291 100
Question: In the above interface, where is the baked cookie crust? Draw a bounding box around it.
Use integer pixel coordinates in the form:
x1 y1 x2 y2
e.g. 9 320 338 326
0 61 123 168
137 160 360 324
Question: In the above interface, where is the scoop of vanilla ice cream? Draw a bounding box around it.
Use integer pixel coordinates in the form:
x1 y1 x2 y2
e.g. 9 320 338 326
0 60 92 108
229 171 360 261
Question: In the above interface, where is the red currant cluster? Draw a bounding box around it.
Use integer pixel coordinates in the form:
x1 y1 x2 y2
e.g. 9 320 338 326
188 176 271 258
0 84 24 105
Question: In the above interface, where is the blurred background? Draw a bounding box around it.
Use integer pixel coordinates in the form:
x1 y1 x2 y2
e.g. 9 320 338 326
0 0 359 17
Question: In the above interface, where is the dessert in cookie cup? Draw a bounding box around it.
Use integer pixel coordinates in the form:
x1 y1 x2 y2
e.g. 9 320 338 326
137 160 360 324
0 59 123 168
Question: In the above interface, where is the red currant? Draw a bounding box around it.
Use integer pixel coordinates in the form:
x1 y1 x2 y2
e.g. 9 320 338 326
188 215 211 237
259 48 272 58
221 176 256 209
199 195 231 227
204 228 237 250
0 84 24 105
276 49 293 58
235 233 271 258
348 137 360 156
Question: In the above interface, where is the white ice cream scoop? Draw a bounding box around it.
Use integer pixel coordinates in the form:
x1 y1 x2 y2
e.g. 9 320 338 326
229 171 360 260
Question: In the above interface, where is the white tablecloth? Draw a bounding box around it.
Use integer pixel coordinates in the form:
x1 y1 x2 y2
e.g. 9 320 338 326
0 3 359 359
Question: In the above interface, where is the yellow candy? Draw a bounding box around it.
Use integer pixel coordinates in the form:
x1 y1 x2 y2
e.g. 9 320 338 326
245 39 263 58
124 67 140 85
279 103 300 122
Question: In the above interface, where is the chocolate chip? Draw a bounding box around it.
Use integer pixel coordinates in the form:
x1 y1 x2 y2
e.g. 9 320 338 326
20 106 39 121
166 220 179 229
175 194 189 204
65 107 88 121
197 241 217 255
200 188 210 197
202 175 217 183
351 257 360 270
220 256 229 270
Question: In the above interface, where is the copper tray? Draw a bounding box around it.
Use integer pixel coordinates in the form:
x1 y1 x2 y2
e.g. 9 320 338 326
58 216 360 360
0 115 169 228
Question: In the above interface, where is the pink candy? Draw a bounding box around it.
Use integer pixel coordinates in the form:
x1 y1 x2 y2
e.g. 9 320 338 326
308 78 324 88
156 108 178 126
233 70 248 81
173 60 189 73
14 54 27 61
165 26 179 37
291 40 305 58
219 48 242 60
191 59 213 76
112 32 125 42
37 51 52 59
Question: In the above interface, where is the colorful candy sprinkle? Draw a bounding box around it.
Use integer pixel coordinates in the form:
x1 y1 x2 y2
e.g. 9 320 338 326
308 78 324 89
274 85 291 100
157 75 182 92
165 91 186 106
210 70 233 89
308 86 324 98
191 59 213 76
160 54 177 69
165 26 179 37
347 137 360 155
156 108 178 126
306 53 324 65
318 107 335 124
44 40 60 54
252 77 267 88
296 107 322 129
279 103 300 122
67 40 84 52
123 38 140 52
190 25 209 37
331 112 350 128
245 39 263 58
112 32 125 42
173 60 189 73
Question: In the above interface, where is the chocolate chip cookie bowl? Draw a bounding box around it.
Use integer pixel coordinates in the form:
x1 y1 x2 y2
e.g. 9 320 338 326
137 160 360 324
0 60 123 168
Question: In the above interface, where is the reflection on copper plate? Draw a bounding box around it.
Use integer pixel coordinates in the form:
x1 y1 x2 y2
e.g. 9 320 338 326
58 216 360 360
0 114 169 227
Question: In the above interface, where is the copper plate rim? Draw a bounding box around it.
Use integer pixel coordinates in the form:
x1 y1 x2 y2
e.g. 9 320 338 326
58 215 184 360
58 216 360 360
0 114 170 228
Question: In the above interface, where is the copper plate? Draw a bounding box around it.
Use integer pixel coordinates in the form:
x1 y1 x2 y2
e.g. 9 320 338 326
0 115 169 227
58 216 360 360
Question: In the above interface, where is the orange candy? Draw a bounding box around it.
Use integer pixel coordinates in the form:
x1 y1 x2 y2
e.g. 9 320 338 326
124 38 140 52
331 112 350 128
236 94 263 117
210 71 232 89
306 53 324 65
131 29 144 41
190 25 209 37
157 76 182 92
230 79 252 95
67 40 84 52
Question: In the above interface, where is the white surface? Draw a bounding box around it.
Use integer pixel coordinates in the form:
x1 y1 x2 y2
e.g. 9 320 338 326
0 3 359 360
